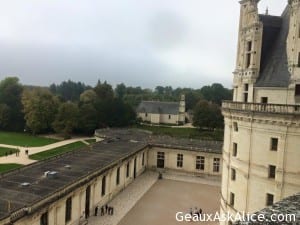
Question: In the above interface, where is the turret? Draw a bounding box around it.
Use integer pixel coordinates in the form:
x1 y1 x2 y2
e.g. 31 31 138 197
233 0 263 103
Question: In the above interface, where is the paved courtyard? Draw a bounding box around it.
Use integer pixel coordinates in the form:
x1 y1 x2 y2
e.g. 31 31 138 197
88 171 220 225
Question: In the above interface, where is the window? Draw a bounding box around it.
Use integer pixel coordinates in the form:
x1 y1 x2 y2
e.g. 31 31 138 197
231 168 236 181
233 122 238 132
298 52 300 67
247 41 252 51
116 167 120 185
244 83 249 92
295 84 300 96
157 152 165 168
126 163 130 178
65 197 72 223
40 212 48 225
196 156 205 170
266 193 274 206
145 113 148 117
232 143 237 157
244 93 248 103
261 97 268 104
177 154 183 168
268 165 276 179
142 152 145 166
213 158 220 172
246 53 251 68
230 192 235 206
168 115 171 119
270 138 278 151
101 176 106 196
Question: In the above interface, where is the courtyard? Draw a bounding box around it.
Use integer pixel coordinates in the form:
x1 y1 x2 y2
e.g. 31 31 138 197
118 179 220 225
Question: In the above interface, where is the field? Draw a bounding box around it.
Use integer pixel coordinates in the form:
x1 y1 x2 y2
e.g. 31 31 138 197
0 163 23 173
29 141 87 160
134 125 224 141
0 132 58 147
0 147 18 157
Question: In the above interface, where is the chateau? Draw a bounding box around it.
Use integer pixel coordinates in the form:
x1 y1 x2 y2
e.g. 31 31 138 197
221 0 300 223
136 95 186 125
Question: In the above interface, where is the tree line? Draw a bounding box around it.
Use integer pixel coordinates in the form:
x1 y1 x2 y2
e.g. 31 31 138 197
0 77 232 136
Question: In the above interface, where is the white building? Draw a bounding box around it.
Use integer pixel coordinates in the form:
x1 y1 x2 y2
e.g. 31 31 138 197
136 95 185 125
221 0 300 224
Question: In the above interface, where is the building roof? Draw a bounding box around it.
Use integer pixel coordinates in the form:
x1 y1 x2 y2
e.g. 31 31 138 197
0 140 148 222
136 101 180 115
255 7 291 88
235 192 300 225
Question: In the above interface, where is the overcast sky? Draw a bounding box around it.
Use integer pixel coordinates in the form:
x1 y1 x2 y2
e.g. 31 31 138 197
0 0 287 89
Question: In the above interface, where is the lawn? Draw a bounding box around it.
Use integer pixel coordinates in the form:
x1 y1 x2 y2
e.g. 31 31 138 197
85 138 96 144
0 163 23 173
134 125 224 141
0 132 58 147
29 141 87 161
0 147 18 157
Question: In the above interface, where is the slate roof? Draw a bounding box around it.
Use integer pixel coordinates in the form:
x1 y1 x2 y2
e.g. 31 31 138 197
235 192 300 225
255 7 291 87
136 101 180 115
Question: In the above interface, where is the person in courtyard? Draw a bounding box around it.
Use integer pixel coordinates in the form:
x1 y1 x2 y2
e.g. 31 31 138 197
100 206 105 216
105 204 108 213
94 205 98 216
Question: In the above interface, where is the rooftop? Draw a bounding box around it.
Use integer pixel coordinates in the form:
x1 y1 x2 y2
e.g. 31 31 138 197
235 193 300 225
136 101 180 115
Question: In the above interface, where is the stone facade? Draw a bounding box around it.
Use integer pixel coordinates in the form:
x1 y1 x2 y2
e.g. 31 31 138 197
221 1 300 224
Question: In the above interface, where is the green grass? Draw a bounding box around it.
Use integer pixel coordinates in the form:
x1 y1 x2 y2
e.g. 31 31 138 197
0 132 58 147
85 139 96 144
134 125 224 141
0 163 23 173
29 141 87 161
0 147 18 157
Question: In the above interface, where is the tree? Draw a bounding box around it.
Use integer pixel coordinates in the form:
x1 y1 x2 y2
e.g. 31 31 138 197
22 88 59 134
80 89 97 104
52 102 79 138
0 104 10 129
78 103 98 134
94 80 114 100
193 100 223 129
0 77 24 131
115 83 126 99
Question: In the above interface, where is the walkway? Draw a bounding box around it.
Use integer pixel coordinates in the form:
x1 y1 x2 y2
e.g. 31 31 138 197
0 137 102 165
88 171 159 225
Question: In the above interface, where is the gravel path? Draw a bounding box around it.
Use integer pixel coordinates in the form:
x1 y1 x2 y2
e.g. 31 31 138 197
88 171 159 225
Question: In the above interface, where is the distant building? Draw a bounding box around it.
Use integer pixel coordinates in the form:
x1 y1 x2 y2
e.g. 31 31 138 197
221 1 300 224
136 95 186 125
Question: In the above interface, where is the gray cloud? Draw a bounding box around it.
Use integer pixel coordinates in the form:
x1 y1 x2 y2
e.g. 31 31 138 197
0 0 287 89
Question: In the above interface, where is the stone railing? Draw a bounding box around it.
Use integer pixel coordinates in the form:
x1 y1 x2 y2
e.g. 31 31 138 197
222 101 300 115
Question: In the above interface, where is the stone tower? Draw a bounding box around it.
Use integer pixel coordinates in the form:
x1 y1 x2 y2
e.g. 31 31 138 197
221 1 300 224
178 94 185 124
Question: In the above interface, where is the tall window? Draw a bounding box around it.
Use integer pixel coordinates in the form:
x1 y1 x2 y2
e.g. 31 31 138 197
298 52 300 67
157 152 165 168
244 93 248 103
40 212 48 225
230 192 235 206
177 154 183 168
101 176 106 196
233 122 238 132
213 158 220 172
116 167 120 185
266 193 274 206
126 163 130 178
65 197 72 223
244 83 249 91
168 115 171 119
232 143 237 157
270 138 278 151
145 113 148 117
196 156 205 170
246 41 252 68
231 168 236 181
295 84 300 96
268 165 276 179
142 152 145 166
